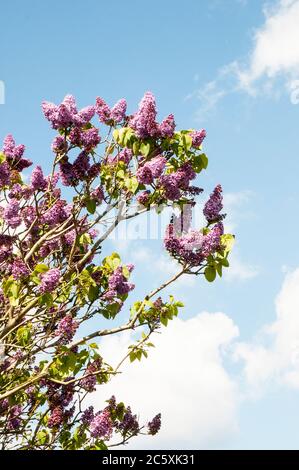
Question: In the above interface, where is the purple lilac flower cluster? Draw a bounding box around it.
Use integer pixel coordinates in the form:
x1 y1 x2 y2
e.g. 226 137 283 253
203 184 224 222
118 406 139 436
11 258 30 280
2 134 32 171
95 97 127 124
80 358 102 392
42 95 95 130
55 315 79 344
148 413 161 435
90 409 113 439
104 265 135 300
39 268 61 293
164 216 224 267
136 156 166 185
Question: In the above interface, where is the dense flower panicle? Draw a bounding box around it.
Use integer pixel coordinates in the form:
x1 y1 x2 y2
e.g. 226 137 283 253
40 268 61 293
72 106 95 127
2 134 25 159
0 399 9 414
80 359 102 392
148 413 161 435
174 162 196 189
158 174 181 201
95 97 111 124
137 190 151 206
21 206 36 228
81 128 101 151
73 152 90 179
43 200 71 225
164 221 204 266
56 315 79 344
203 184 223 222
7 405 22 430
110 98 127 123
12 258 30 280
30 165 47 191
51 135 68 154
136 165 154 185
136 155 166 184
3 199 21 228
129 91 158 138
147 155 167 178
164 214 224 267
201 222 223 257
82 406 94 425
119 407 139 435
0 162 11 187
48 406 64 428
39 238 60 258
59 161 75 186
159 114 175 138
42 95 95 130
90 409 113 439
69 127 100 151
190 129 206 148
105 266 135 299
8 183 23 199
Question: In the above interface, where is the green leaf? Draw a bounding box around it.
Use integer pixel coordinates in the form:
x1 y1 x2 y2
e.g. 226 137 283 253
39 292 53 307
221 234 235 255
34 264 49 273
200 153 208 169
85 198 96 214
88 284 99 302
129 351 136 363
216 264 223 277
140 142 151 157
132 141 140 155
204 266 217 282
221 258 230 268
181 134 192 151
136 350 143 361
104 252 121 270
36 430 49 445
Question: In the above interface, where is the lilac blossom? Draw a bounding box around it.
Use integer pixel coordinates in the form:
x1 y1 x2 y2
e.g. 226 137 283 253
129 92 158 139
90 409 113 439
203 184 223 222
190 129 206 148
11 258 30 280
159 114 175 138
30 165 47 191
40 268 61 293
3 199 21 228
110 98 127 123
56 315 79 344
148 413 161 435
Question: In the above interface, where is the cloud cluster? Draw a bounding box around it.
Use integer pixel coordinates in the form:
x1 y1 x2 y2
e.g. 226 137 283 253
89 263 299 448
190 0 299 118
96 312 240 449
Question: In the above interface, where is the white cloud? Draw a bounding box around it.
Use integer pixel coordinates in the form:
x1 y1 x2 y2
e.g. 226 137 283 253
190 0 299 116
235 268 299 390
238 0 299 92
224 251 259 282
85 266 299 448
96 312 239 449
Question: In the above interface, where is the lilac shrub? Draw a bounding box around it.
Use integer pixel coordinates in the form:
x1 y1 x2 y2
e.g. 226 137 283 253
0 92 234 450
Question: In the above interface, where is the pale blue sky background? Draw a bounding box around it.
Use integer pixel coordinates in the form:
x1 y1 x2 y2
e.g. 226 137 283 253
1 0 299 450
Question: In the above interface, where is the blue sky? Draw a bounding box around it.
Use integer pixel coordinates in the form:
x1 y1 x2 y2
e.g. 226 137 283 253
1 0 299 450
